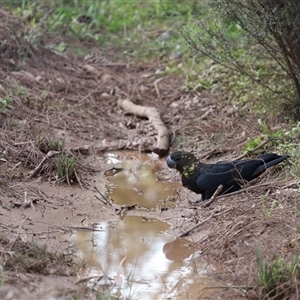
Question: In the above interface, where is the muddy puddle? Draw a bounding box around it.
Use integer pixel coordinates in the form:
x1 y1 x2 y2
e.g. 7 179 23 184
70 152 222 298
103 152 177 210
72 216 218 299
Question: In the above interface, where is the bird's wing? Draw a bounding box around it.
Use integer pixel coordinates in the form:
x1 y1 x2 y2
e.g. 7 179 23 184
196 162 240 194
225 159 264 180
195 154 288 199
226 157 282 181
196 159 266 192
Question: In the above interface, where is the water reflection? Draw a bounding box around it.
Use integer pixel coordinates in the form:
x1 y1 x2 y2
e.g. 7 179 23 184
105 152 177 209
72 216 196 299
163 238 196 261
72 152 222 298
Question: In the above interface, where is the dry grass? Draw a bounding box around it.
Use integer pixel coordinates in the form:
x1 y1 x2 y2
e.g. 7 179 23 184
1 237 75 275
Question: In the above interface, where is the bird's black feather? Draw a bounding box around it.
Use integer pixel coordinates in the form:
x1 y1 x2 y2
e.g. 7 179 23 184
166 151 289 200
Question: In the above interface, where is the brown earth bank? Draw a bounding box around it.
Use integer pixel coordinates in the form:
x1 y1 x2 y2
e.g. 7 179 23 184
0 7 299 300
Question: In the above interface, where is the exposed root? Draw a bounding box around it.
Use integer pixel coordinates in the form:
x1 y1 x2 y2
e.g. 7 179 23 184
118 98 169 156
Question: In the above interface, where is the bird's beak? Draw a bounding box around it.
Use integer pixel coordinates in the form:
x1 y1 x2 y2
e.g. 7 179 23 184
166 156 176 169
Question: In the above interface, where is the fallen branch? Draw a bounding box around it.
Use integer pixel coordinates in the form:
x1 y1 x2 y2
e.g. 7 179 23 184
216 180 283 199
179 208 231 238
201 184 223 208
27 150 60 179
118 99 169 156
192 179 295 204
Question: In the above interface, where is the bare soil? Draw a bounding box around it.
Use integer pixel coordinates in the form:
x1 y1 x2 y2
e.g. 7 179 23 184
1 7 299 300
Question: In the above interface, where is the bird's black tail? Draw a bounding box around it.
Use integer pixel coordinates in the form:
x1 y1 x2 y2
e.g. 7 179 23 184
254 154 289 175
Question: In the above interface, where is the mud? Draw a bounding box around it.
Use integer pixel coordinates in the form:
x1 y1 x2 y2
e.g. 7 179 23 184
1 6 299 300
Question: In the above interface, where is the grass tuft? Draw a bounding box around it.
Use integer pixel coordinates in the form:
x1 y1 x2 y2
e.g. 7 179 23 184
55 153 77 185
1 237 75 275
37 137 64 153
256 248 300 299
0 96 12 110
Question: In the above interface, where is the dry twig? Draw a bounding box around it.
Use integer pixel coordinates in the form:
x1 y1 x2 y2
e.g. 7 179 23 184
8 214 29 251
201 184 223 208
94 186 112 206
27 150 60 179
216 180 285 200
75 275 104 285
21 191 35 209
154 78 163 99
179 208 231 238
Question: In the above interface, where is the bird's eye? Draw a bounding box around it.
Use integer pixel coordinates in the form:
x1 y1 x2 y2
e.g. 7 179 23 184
172 155 180 162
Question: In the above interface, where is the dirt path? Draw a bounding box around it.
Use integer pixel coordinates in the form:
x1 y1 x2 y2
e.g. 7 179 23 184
1 7 299 299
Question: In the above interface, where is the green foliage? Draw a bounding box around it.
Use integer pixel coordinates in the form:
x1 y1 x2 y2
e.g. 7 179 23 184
241 120 300 180
260 196 278 219
243 120 300 155
176 0 300 118
256 248 300 299
55 153 77 185
0 96 12 110
9 0 199 60
47 42 67 53
8 0 300 121
37 137 64 153
11 80 27 96
243 119 286 154
50 139 64 151
240 121 300 180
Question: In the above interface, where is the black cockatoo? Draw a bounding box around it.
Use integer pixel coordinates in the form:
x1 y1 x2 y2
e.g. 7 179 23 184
167 151 289 200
